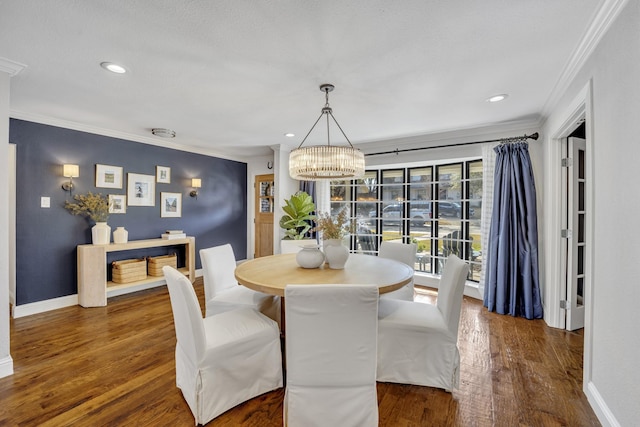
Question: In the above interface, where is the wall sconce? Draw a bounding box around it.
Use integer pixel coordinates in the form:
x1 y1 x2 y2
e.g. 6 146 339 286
62 164 79 192
190 178 201 199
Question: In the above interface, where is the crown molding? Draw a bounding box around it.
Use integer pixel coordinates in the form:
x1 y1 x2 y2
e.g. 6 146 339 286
0 57 27 76
541 0 629 118
9 110 258 162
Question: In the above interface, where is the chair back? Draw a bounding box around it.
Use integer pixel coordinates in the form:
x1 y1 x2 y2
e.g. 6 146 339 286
163 266 206 364
285 284 379 426
436 255 470 334
200 244 237 298
357 226 376 255
379 241 417 268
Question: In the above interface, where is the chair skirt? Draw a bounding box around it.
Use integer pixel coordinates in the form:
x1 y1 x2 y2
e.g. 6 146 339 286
176 307 283 424
377 298 460 391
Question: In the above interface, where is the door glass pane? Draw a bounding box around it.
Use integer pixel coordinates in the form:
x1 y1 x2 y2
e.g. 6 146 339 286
381 170 405 241
437 164 462 204
468 160 483 280
577 277 584 306
409 167 433 260
578 182 585 211
577 245 584 275
355 171 378 220
354 172 378 253
578 214 585 243
330 180 350 216
578 149 585 179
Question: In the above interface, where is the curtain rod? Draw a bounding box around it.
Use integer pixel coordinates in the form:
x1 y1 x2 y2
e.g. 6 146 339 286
364 132 539 157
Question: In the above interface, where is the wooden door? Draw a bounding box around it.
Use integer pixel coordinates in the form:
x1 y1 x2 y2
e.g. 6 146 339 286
255 174 274 258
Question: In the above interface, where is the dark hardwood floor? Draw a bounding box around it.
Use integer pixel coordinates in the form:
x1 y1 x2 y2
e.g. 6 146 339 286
0 279 600 426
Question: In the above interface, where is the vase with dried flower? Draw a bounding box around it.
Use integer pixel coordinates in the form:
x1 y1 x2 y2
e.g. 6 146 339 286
64 192 112 245
314 207 354 269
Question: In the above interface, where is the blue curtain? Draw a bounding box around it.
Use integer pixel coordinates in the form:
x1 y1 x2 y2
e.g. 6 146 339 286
484 142 543 319
299 181 317 239
299 180 316 203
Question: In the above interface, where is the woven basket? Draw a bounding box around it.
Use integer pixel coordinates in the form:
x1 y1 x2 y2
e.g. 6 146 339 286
147 253 177 277
112 258 147 284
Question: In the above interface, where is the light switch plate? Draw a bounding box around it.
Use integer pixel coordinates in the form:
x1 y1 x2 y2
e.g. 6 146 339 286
41 197 50 208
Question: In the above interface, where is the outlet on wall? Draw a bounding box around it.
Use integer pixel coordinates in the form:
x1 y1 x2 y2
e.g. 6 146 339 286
41 197 50 208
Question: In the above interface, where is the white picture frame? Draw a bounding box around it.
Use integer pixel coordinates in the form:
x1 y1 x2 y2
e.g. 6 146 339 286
127 173 155 206
95 164 123 189
156 166 171 184
160 192 182 218
108 194 127 214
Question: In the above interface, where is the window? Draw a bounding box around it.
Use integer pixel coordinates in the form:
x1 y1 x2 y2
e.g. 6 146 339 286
329 159 482 281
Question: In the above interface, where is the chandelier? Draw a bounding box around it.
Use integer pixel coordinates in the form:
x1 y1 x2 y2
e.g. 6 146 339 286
289 84 365 180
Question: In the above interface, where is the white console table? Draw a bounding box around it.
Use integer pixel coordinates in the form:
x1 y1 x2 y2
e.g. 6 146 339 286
77 237 196 307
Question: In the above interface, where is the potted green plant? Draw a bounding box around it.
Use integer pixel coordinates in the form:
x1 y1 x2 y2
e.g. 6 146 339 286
279 191 316 253
64 192 112 245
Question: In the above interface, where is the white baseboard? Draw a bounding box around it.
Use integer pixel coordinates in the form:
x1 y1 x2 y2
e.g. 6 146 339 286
12 269 205 318
0 355 14 378
12 294 78 318
106 280 166 298
585 381 620 427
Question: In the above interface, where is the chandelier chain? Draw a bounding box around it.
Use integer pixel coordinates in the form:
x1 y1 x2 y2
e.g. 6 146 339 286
289 83 365 180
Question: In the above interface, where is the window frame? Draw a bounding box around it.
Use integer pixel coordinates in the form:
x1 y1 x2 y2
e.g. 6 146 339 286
329 158 482 282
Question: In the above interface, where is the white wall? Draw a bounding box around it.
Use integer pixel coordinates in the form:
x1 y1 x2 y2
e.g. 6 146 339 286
0 71 13 378
272 144 299 254
542 1 639 424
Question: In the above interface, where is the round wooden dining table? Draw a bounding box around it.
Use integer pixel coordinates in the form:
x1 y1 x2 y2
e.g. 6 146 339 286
234 252 414 297
236 252 414 370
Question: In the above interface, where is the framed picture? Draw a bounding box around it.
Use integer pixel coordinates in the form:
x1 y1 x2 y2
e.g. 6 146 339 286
95 164 123 189
161 192 182 218
108 194 127 214
156 166 171 184
127 173 155 206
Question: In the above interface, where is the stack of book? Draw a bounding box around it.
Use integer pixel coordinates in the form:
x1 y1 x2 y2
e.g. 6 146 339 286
161 230 186 240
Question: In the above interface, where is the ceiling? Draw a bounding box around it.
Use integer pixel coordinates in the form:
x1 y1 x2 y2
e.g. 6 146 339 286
0 0 605 158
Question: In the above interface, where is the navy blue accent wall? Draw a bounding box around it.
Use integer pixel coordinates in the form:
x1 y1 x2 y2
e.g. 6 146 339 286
10 119 247 306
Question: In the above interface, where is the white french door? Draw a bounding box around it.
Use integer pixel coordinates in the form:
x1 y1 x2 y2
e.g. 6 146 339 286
564 137 586 331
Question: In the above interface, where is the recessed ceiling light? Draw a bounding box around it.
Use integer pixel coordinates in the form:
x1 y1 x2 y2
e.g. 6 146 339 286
151 128 176 138
100 62 127 74
487 94 508 103
285 133 295 138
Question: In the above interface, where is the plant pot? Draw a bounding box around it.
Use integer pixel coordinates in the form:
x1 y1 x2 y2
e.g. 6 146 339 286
92 222 111 245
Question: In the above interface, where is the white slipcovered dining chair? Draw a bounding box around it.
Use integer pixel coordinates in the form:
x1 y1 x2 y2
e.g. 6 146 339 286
200 244 279 322
284 284 379 427
377 254 469 391
378 241 417 301
163 266 283 425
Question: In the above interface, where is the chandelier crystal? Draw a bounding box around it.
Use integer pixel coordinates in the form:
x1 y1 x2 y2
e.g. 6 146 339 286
289 84 365 180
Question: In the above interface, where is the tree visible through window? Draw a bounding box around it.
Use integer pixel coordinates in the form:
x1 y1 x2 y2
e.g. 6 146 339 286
329 159 482 281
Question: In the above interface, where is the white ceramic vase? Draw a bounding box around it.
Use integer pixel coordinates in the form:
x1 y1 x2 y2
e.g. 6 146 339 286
113 226 128 244
323 238 349 269
92 222 111 245
296 244 325 269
